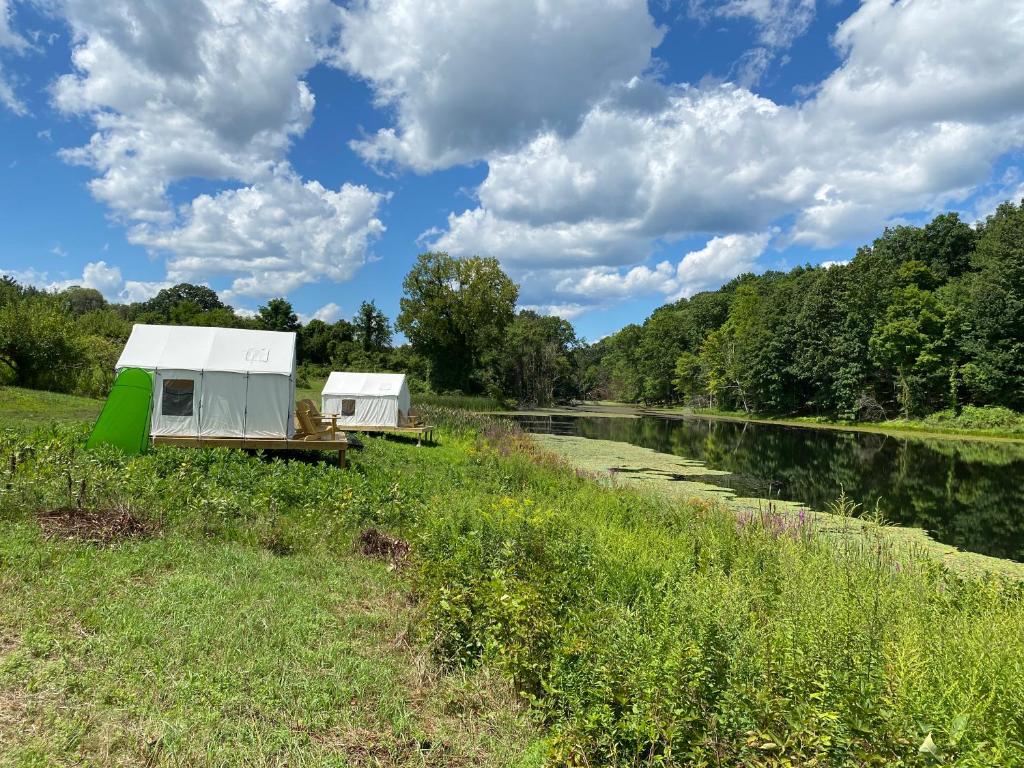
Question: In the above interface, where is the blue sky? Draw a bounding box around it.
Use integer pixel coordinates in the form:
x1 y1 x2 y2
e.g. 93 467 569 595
1 0 1023 342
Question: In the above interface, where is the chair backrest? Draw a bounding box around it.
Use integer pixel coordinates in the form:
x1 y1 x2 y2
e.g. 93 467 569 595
299 398 321 417
295 400 326 436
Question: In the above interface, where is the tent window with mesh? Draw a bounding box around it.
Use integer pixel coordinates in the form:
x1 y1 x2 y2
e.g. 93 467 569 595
162 379 194 417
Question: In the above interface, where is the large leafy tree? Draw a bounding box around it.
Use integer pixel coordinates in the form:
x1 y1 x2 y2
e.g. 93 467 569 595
959 200 1024 409
353 301 392 352
140 283 225 319
636 306 687 403
257 298 300 333
788 263 870 416
298 318 356 365
869 283 949 416
501 310 579 406
672 351 703 404
60 286 106 316
602 324 644 402
0 276 22 306
397 252 518 393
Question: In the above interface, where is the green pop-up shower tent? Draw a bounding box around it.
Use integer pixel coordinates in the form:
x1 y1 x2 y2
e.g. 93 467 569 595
85 367 154 455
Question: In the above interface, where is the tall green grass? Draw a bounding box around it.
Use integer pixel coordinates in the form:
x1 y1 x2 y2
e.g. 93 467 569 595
2 416 1023 765
0 424 541 765
411 416 1024 766
413 392 509 411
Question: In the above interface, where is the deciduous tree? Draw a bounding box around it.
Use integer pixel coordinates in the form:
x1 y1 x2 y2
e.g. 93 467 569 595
397 252 518 393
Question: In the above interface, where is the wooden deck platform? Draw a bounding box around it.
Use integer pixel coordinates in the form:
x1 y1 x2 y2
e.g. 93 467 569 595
151 435 353 467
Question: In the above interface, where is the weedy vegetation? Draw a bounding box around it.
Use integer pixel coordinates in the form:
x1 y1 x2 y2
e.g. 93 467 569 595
413 393 510 412
1 401 1023 766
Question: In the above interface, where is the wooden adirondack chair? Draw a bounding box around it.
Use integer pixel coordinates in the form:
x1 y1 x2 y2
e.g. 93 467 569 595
293 399 345 441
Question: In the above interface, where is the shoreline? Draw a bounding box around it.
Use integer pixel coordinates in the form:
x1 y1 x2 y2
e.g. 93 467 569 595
531 433 1024 581
487 403 1024 445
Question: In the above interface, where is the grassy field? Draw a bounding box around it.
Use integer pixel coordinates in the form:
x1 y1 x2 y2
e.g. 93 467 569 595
0 385 103 429
3 393 1024 765
0 392 542 766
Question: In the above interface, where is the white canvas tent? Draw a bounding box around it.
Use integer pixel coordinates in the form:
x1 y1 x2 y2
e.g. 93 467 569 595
116 324 297 439
321 372 411 428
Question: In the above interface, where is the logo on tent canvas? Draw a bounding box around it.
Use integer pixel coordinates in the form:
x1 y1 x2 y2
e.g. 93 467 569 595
244 347 270 363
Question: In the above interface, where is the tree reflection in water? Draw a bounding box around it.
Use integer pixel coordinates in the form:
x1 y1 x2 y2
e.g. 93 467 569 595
516 415 1024 562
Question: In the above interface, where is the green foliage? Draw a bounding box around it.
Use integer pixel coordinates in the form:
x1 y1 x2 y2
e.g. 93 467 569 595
0 294 85 390
59 285 107 316
397 252 519 393
138 282 226 317
257 297 300 332
869 285 949 416
297 318 356 365
591 204 1024 422
3 405 1024 765
958 200 1024 409
353 300 392 352
922 405 1024 434
412 430 1024 767
672 350 702 401
501 311 579 406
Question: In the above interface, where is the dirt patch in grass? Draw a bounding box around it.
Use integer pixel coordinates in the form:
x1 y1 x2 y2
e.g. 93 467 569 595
308 724 446 766
358 528 411 568
37 507 153 544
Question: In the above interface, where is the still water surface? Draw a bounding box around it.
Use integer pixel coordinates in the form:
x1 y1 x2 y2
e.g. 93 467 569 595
514 414 1024 562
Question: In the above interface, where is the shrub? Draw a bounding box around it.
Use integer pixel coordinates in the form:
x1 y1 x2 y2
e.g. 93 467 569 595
411 429 1024 766
924 405 1024 433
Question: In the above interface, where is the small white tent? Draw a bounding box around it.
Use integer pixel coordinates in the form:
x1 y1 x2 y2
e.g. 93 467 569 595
321 372 411 428
116 324 297 438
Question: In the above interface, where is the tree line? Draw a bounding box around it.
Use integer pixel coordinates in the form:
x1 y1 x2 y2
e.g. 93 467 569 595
3 199 1021 415
1 252 581 406
585 200 1024 419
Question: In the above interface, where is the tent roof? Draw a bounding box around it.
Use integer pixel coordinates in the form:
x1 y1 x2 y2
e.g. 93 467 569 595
116 324 296 375
323 371 407 398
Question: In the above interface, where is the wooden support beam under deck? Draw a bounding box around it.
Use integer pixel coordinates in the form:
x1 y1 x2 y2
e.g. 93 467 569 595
151 435 351 467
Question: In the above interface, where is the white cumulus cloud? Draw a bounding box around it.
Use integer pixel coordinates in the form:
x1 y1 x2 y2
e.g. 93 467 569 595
298 302 343 324
556 232 771 301
427 0 1024 312
130 172 386 300
48 0 387 297
337 0 663 170
3 259 172 304
518 303 589 321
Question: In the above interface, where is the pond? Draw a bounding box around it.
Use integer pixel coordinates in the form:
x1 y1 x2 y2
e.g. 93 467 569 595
514 414 1024 563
